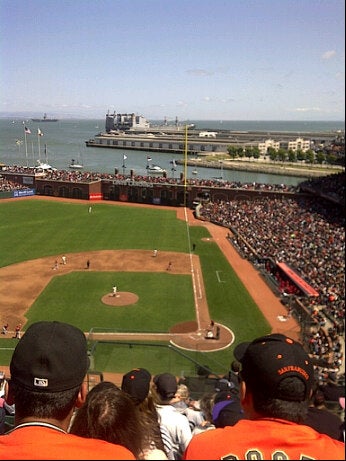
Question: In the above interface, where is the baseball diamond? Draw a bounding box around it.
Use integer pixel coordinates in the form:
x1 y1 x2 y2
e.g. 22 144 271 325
0 196 307 394
0 198 300 359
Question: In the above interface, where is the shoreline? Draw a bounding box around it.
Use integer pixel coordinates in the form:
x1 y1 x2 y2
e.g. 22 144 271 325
175 158 344 178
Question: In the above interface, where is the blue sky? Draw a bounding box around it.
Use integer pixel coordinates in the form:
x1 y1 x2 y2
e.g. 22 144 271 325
1 0 344 120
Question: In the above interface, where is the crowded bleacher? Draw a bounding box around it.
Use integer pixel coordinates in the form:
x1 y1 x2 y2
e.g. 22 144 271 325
196 173 344 379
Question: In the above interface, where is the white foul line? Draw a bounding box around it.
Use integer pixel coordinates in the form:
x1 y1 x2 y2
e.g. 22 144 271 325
216 270 226 283
184 207 204 331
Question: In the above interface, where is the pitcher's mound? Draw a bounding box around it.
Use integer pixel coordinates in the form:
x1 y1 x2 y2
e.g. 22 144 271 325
101 292 139 306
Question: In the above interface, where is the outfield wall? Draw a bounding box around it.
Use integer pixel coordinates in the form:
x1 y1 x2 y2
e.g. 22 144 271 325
1 171 301 207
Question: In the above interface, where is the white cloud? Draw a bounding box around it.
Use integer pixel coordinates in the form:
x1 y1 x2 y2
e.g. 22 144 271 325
186 69 214 76
294 107 322 113
321 50 336 60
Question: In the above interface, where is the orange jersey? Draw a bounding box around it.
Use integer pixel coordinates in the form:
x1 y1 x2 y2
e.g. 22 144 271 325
183 418 345 460
0 425 136 460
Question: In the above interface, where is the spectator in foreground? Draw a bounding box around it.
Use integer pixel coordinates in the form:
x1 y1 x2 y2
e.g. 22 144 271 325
171 383 204 432
70 381 162 459
0 321 135 460
183 333 344 460
121 368 168 459
191 392 215 435
152 373 192 460
212 390 245 428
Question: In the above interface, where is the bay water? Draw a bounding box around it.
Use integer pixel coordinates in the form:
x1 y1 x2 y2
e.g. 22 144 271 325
1 118 344 186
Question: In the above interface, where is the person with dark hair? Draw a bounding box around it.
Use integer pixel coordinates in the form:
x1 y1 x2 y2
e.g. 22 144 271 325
0 321 135 460
227 359 241 388
70 381 161 460
303 387 344 440
217 359 242 400
319 371 345 402
184 333 344 460
121 368 168 459
191 392 215 435
152 373 192 460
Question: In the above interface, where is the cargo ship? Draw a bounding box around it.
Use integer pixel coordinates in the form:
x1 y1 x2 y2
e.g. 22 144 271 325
31 113 58 122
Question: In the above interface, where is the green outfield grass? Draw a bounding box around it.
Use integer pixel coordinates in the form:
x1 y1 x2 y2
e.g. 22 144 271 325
0 199 271 376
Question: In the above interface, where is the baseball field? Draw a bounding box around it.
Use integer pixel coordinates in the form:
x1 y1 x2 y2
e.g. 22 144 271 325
0 196 300 378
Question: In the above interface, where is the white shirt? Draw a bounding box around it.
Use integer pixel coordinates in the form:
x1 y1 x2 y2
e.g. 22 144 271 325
156 404 192 460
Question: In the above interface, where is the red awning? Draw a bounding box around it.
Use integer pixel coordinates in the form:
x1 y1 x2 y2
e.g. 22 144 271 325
276 262 319 297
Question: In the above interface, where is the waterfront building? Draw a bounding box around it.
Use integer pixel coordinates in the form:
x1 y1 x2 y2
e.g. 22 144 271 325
258 139 281 155
283 137 311 153
105 111 150 132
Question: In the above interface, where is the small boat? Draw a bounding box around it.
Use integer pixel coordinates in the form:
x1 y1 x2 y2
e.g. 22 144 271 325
31 113 58 122
34 161 57 172
69 158 83 169
34 144 57 171
192 169 198 175
146 164 166 174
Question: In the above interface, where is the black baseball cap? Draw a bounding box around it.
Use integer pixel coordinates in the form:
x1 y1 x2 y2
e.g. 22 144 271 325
153 373 177 400
121 368 151 404
234 333 314 401
10 321 90 392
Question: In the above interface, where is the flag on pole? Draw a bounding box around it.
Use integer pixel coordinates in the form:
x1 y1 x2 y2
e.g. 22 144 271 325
24 126 31 134
37 128 44 136
123 154 127 160
147 156 152 161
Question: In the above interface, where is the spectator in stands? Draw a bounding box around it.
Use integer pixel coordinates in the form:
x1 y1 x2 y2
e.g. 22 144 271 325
227 359 241 390
121 368 168 459
171 384 204 432
0 371 15 434
152 373 192 460
319 372 345 402
0 321 135 460
70 380 165 459
184 333 344 460
198 193 344 318
212 390 245 428
216 358 241 400
303 387 344 440
198 191 345 372
191 392 215 435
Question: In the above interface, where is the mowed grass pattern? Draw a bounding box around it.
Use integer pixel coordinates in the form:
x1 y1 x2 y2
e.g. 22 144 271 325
0 199 270 375
26 272 195 331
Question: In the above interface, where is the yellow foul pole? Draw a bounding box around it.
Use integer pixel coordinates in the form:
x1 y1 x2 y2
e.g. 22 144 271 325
184 124 188 207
